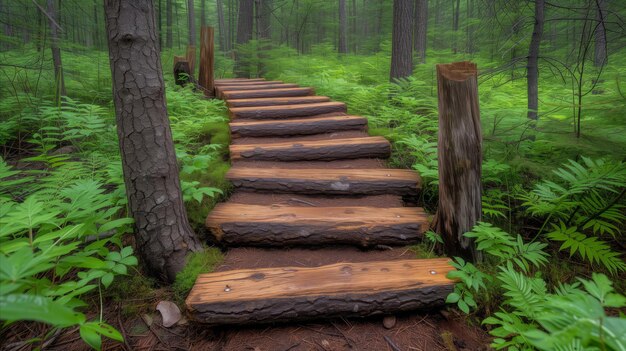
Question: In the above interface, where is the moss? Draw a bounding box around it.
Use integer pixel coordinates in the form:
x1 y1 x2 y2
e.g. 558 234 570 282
172 247 224 299
409 243 440 259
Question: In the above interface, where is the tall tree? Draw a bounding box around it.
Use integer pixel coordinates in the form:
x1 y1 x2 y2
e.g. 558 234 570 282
234 0 254 77
166 0 173 48
594 0 607 67
216 0 226 51
187 0 196 45
452 0 460 53
338 0 348 53
103 0 203 282
46 0 66 99
257 0 272 40
414 0 428 63
200 0 207 27
390 0 413 81
527 0 544 121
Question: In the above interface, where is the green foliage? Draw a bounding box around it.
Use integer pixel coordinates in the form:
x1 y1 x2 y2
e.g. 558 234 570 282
172 248 224 299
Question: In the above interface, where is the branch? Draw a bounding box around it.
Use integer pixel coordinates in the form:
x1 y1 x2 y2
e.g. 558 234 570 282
31 0 64 32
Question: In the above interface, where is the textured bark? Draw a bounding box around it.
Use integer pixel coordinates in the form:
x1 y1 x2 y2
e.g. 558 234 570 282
227 167 420 195
256 0 272 76
200 0 206 27
104 0 203 283
230 136 391 161
186 259 454 325
222 87 314 99
206 204 428 246
229 115 367 138
46 0 66 98
527 0 544 120
234 0 254 77
166 0 173 48
338 0 348 53
187 0 196 45
229 102 347 119
414 0 428 64
452 0 460 53
227 96 330 108
216 0 226 51
434 61 482 262
390 0 414 81
174 60 194 86
198 27 214 97
594 0 607 67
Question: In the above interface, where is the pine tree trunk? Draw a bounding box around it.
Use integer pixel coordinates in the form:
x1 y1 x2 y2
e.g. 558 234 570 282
452 0 460 53
46 0 66 99
166 0 173 48
201 0 206 27
216 0 226 51
257 0 272 77
594 0 607 67
390 0 413 81
434 61 482 262
234 0 254 77
187 0 196 46
414 0 428 64
338 0 348 53
527 0 544 120
103 0 203 283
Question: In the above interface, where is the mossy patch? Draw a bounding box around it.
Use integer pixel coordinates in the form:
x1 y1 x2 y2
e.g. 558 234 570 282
172 247 224 299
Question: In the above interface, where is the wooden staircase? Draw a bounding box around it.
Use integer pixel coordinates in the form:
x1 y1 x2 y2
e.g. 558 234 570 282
186 78 454 325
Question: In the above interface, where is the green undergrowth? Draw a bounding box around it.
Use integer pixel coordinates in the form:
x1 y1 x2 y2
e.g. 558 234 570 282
172 248 224 301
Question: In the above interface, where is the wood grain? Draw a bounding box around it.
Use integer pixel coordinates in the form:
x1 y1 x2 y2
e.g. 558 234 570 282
229 136 391 161
216 83 299 98
186 259 454 324
229 101 347 119
222 87 314 99
206 203 428 246
229 115 367 138
227 96 331 108
227 167 421 195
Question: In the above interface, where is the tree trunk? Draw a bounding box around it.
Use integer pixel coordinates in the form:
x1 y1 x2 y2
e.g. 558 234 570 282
527 0 544 120
200 0 206 27
234 0 254 77
390 0 413 81
187 0 196 46
452 0 460 53
414 0 428 64
338 0 348 53
166 0 173 48
257 0 272 77
217 0 226 51
46 0 66 99
594 0 607 67
103 0 203 283
198 26 215 96
434 61 482 262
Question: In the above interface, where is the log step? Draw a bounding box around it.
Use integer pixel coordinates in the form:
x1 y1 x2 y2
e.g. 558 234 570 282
206 203 428 246
229 102 347 119
215 78 266 84
227 96 331 108
216 80 281 86
229 115 367 138
186 258 454 325
229 136 391 161
222 87 314 100
227 167 421 195
216 84 299 98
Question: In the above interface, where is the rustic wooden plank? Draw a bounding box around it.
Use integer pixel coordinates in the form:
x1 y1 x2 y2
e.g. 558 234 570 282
227 96 331 108
222 87 314 99
215 78 266 83
227 167 421 195
186 258 454 325
216 80 282 86
206 203 428 246
229 102 347 119
229 115 367 138
216 83 299 98
229 136 391 161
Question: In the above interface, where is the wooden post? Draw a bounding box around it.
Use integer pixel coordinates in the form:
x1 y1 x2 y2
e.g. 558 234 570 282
186 45 196 76
434 61 482 262
198 26 215 97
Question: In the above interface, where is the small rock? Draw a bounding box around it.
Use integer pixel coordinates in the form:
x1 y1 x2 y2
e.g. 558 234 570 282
383 315 397 329
156 300 182 328
321 339 331 350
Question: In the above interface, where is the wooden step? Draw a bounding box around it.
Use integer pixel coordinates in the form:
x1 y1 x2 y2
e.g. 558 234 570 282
216 84 299 98
186 258 454 325
215 78 266 84
229 115 367 138
206 203 428 246
222 87 314 99
229 102 347 119
217 80 283 86
230 136 390 161
227 96 331 108
227 168 421 195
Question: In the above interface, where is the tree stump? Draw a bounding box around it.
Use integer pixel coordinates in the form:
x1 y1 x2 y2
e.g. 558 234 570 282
174 60 193 87
434 61 482 262
198 27 215 97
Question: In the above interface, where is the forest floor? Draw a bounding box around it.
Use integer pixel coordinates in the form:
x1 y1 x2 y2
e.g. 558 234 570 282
1 247 490 351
